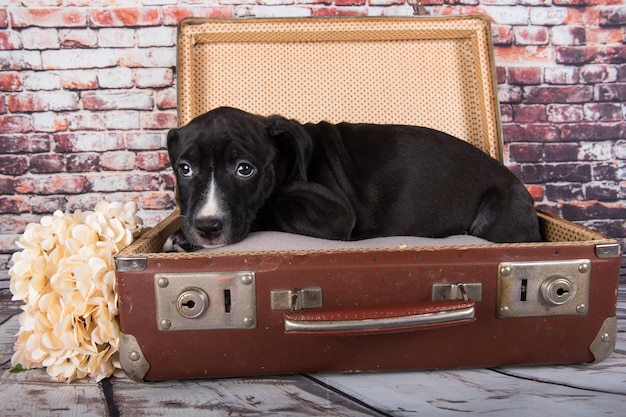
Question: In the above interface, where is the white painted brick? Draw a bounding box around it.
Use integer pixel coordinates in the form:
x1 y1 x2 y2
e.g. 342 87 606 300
100 151 137 171
104 110 141 130
41 48 120 69
68 112 107 131
482 6 529 25
98 28 136 48
530 7 569 26
21 28 60 50
82 90 154 110
97 67 134 88
125 131 167 150
615 140 626 160
58 29 98 48
578 141 613 161
118 47 176 68
22 71 61 91
31 112 68 133
134 67 174 88
136 27 175 47
544 66 579 84
0 50 42 70
59 69 98 90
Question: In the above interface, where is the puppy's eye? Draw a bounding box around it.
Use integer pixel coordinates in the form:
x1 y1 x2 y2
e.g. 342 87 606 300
235 161 255 178
178 163 193 177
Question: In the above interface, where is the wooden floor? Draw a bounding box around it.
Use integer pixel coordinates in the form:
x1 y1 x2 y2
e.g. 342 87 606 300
1 254 625 416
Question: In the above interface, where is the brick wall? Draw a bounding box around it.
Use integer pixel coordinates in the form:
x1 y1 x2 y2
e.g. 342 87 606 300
0 1 624 278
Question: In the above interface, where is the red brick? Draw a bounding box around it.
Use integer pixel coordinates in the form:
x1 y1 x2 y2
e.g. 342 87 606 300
525 184 545 201
0 155 29 175
556 46 596 65
544 66 579 85
137 151 170 171
513 26 549 46
60 70 98 90
586 26 623 44
500 104 513 122
513 104 547 122
0 115 32 133
30 154 65 173
491 25 513 46
0 134 49 153
0 196 31 214
8 92 80 112
599 6 626 26
141 192 176 210
560 122 625 140
54 132 124 153
311 7 368 16
0 97 6 114
595 45 626 64
0 9 7 28
162 6 234 25
0 177 14 194
509 143 544 162
126 132 166 151
142 112 177 130
498 85 523 103
89 8 162 27
546 104 584 123
66 153 100 173
521 163 591 184
523 85 593 104
553 0 588 5
561 201 626 221
0 30 22 50
546 183 584 202
15 174 89 195
545 143 580 162
508 66 542 85
586 183 620 201
494 45 551 64
10 8 87 28
581 65 617 83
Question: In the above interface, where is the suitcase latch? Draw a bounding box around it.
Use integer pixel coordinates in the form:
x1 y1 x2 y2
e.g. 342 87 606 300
497 259 591 318
432 283 482 302
271 288 323 311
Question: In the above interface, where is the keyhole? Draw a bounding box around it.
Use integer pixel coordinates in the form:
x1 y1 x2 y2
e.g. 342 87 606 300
556 287 568 297
182 300 195 309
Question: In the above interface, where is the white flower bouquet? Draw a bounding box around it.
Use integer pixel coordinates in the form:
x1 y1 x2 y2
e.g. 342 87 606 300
9 201 143 382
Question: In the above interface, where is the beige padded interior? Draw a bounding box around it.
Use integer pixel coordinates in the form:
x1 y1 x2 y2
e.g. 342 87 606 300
176 16 503 159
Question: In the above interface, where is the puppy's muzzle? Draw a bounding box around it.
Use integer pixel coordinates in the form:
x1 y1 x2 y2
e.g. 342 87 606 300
195 216 224 240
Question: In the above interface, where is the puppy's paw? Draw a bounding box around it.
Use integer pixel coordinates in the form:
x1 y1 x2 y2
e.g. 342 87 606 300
163 230 201 252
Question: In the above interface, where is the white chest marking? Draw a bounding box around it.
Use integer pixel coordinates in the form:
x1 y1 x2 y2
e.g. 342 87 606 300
197 173 223 218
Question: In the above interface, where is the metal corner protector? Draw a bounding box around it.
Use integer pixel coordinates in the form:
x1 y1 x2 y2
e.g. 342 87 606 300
119 332 150 382
589 316 617 364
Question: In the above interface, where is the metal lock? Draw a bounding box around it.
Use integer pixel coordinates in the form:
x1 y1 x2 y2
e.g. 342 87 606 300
540 275 574 306
176 287 209 318
154 271 256 331
497 259 590 318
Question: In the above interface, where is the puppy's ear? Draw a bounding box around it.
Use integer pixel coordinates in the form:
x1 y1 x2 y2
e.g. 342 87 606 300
267 116 312 183
166 128 181 164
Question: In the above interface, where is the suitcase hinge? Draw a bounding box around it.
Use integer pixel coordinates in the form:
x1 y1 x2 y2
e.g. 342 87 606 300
432 283 482 302
271 288 323 311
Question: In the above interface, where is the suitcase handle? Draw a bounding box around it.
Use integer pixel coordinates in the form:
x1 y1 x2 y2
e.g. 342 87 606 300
283 299 475 335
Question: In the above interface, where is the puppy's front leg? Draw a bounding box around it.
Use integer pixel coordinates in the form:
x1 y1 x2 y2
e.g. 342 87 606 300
260 182 356 241
163 229 203 252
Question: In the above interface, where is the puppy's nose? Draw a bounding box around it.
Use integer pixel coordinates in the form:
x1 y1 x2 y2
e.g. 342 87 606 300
195 217 224 239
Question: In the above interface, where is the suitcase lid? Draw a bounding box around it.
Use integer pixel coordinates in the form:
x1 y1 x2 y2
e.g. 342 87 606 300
176 16 503 161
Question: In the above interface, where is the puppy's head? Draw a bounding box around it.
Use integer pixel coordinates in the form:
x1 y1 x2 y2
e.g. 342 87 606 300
167 107 311 249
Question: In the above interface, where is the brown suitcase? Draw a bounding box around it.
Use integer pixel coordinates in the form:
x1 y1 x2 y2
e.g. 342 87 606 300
114 16 623 382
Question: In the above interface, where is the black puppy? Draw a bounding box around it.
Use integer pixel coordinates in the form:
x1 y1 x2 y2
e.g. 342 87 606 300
165 107 541 251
